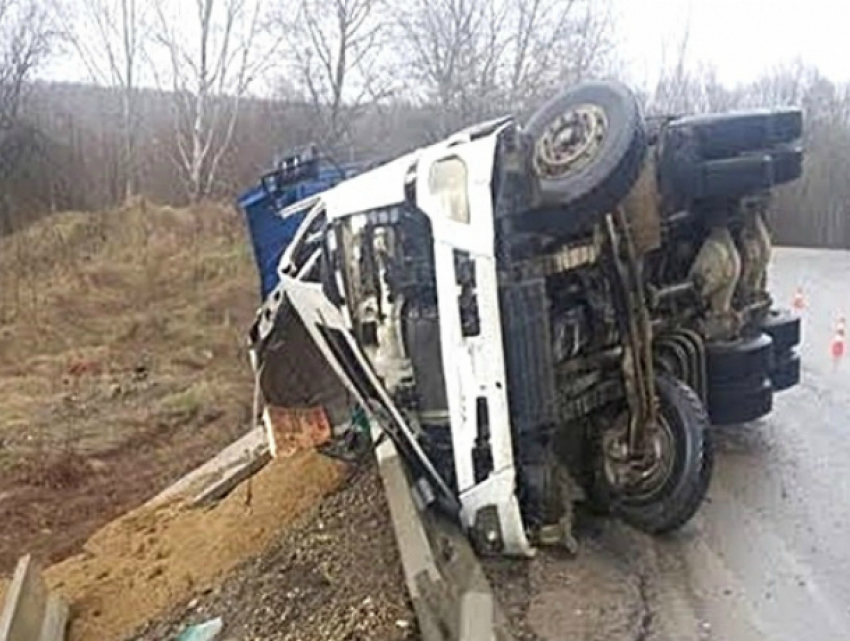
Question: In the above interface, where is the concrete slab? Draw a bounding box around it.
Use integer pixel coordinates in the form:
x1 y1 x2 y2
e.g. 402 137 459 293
38 594 69 641
147 427 268 509
0 555 67 641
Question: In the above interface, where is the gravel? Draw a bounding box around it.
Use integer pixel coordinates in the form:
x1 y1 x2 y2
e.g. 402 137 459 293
127 463 419 641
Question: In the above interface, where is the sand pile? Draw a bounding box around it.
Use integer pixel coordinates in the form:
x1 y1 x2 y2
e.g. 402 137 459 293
43 451 347 640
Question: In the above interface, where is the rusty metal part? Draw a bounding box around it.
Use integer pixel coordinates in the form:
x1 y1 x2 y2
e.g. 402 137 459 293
603 208 657 459
621 151 663 255
647 280 695 307
690 224 743 340
533 104 608 179
506 242 598 281
557 377 623 424
691 225 742 313
735 202 773 331
737 208 772 295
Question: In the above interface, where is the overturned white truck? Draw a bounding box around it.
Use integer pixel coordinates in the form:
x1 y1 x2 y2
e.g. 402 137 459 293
246 81 803 556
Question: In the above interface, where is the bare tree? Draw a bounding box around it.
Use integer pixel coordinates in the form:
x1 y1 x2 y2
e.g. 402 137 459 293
57 0 145 201
394 0 615 137
395 0 500 136
153 0 273 202
0 0 52 230
275 0 389 157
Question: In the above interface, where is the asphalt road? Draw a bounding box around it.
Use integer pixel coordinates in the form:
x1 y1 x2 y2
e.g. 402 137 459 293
485 247 850 641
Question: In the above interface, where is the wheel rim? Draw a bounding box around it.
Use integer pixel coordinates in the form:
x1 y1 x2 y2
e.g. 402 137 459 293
533 104 608 179
601 415 676 503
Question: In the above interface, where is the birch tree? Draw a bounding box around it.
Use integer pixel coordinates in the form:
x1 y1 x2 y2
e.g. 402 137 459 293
502 0 614 112
153 0 273 202
394 0 615 137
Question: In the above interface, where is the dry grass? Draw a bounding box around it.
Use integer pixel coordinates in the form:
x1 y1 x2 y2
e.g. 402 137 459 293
0 198 265 573
0 198 258 455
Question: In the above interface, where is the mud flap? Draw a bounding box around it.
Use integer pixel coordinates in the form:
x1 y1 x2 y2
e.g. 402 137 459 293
257 275 460 515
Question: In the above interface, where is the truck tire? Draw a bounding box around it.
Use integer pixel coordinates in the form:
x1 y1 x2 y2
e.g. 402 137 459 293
708 376 773 425
762 309 801 352
591 374 713 534
766 145 804 185
657 112 805 208
665 150 801 203
663 108 803 160
706 333 774 387
770 352 801 392
516 80 647 236
699 154 776 198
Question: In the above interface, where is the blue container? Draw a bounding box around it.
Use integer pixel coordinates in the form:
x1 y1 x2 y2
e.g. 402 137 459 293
237 161 359 300
237 185 306 299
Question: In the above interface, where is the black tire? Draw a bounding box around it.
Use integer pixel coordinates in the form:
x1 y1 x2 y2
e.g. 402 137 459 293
699 154 775 198
762 309 801 352
708 377 773 425
517 80 647 235
665 108 803 160
657 111 804 209
765 145 804 185
692 146 804 199
592 374 714 534
706 334 774 387
770 352 801 392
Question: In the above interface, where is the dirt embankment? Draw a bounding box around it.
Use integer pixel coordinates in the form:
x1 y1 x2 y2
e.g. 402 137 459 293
0 202 417 641
0 201 259 574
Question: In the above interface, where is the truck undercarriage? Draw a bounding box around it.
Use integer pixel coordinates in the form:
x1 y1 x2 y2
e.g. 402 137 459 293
243 81 804 556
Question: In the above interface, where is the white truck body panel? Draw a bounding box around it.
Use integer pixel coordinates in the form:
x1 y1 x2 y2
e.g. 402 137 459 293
253 122 533 556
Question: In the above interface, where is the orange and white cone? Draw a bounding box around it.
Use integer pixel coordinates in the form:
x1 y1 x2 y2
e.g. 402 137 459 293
831 318 846 362
792 287 806 311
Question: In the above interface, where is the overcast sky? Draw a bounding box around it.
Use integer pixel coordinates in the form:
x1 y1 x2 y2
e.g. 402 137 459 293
42 0 849 91
616 0 850 86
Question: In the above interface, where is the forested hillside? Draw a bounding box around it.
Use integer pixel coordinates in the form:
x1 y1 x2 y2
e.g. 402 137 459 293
2 0 848 247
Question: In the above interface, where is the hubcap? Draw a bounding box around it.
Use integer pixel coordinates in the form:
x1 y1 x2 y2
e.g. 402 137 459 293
533 104 608 179
601 415 675 502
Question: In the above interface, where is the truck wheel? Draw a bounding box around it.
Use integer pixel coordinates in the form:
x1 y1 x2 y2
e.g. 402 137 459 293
661 109 803 160
770 352 801 392
516 80 647 236
591 374 713 534
706 333 774 388
762 309 801 352
766 145 804 185
708 376 773 425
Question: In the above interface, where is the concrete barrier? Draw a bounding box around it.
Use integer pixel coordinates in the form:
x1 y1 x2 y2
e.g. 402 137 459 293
373 429 513 641
0 555 68 641
147 427 269 509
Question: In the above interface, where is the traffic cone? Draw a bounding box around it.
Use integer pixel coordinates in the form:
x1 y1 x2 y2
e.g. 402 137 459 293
831 318 846 361
792 287 806 311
